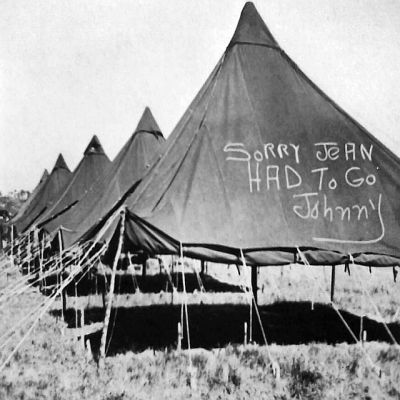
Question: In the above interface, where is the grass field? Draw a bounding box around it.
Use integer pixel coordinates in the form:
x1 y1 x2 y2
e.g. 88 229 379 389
0 258 400 399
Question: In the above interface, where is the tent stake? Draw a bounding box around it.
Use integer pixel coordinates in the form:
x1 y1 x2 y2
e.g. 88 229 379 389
86 339 93 361
330 265 336 303
99 210 125 365
177 322 182 350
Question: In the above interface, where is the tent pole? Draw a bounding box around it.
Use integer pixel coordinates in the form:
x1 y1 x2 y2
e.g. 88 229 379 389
10 225 14 266
28 232 31 275
58 231 66 320
80 306 85 350
100 210 125 365
251 266 258 306
330 265 336 303
39 237 44 291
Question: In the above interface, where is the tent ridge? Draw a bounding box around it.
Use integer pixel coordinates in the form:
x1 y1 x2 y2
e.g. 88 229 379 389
227 41 280 51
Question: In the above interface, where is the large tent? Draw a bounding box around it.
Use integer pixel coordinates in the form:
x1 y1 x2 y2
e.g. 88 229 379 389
43 107 165 248
14 154 72 233
37 135 111 230
94 2 400 267
10 169 49 223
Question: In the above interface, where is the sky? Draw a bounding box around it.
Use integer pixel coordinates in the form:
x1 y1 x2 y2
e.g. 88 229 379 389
1 0 399 193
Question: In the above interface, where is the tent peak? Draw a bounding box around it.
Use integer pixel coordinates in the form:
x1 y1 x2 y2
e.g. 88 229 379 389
228 2 279 49
53 154 70 173
133 107 162 137
41 169 49 180
84 134 106 156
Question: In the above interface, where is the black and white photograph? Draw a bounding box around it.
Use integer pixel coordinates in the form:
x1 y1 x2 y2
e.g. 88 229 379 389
1 1 400 398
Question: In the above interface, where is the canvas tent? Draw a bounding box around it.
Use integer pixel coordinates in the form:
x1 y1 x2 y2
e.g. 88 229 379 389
37 135 111 230
14 154 72 233
43 107 165 248
11 169 49 223
91 2 400 267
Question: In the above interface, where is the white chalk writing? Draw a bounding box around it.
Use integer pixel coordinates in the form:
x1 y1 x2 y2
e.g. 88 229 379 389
224 140 383 243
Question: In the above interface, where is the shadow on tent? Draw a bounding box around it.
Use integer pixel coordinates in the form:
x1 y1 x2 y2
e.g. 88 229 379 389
50 301 400 357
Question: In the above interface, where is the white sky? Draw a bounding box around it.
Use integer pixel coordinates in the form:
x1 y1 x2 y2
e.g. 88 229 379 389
1 0 399 192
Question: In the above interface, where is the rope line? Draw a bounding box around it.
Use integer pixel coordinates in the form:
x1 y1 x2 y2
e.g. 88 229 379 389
239 248 274 364
296 247 383 377
349 254 399 347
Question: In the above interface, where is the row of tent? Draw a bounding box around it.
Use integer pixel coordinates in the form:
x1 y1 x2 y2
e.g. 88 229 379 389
11 107 164 247
9 2 400 268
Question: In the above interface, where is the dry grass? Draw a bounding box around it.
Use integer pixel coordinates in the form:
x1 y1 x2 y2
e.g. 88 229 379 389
0 258 400 399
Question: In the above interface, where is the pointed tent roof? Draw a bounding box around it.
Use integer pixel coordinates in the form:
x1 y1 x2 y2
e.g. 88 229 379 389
52 154 69 172
134 106 162 135
38 135 111 229
14 154 72 233
41 169 50 181
84 134 106 156
228 2 278 49
100 2 400 266
44 107 165 246
11 169 49 222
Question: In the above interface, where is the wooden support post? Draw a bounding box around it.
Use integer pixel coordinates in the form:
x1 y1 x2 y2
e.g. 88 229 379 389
28 232 31 275
359 315 364 343
39 238 44 291
80 307 85 350
58 231 65 320
330 265 336 303
62 290 67 320
17 239 21 268
251 266 258 342
201 260 205 276
99 210 125 364
251 266 258 306
244 322 247 345
75 283 78 330
142 254 147 277
101 287 106 311
10 225 14 266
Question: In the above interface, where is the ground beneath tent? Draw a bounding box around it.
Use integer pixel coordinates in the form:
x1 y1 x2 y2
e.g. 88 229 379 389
51 301 400 357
